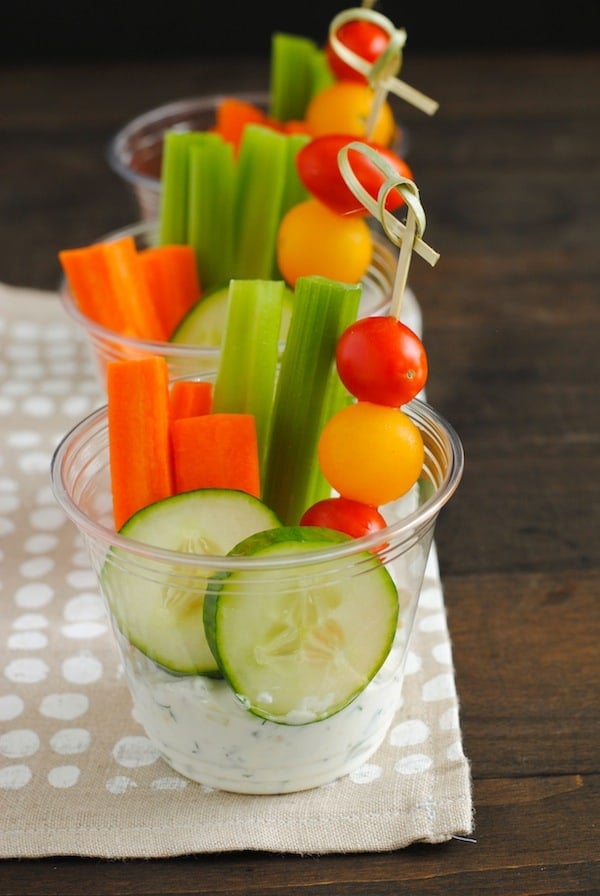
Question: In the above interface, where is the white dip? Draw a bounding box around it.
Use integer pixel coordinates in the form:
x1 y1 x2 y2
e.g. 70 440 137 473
114 522 430 795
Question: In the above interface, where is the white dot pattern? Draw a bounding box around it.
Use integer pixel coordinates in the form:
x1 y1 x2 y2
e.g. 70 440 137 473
0 291 104 811
0 282 472 858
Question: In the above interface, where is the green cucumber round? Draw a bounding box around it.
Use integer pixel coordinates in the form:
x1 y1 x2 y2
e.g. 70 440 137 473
170 284 294 346
204 526 398 724
101 489 281 675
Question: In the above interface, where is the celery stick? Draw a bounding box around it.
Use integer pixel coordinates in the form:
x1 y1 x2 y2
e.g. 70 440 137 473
281 132 310 216
187 133 236 292
272 132 311 281
309 48 336 98
233 125 288 281
262 276 362 525
212 279 286 476
159 131 205 246
302 370 353 512
269 33 321 122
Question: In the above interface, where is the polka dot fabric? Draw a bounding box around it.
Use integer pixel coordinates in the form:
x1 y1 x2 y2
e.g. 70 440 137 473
0 282 473 858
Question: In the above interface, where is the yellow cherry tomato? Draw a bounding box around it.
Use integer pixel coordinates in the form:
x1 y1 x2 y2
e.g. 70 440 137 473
304 81 396 146
318 401 424 506
276 198 373 287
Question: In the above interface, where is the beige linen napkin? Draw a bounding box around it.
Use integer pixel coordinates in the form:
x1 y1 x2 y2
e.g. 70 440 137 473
0 282 473 858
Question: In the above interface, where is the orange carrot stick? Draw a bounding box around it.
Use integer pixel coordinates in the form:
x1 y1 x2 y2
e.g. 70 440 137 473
100 236 168 341
280 119 313 137
214 97 267 155
169 380 213 421
59 244 128 332
171 413 260 497
138 244 202 338
107 356 174 530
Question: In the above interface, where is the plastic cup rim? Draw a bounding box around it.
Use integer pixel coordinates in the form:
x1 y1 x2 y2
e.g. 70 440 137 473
106 90 271 192
50 396 464 571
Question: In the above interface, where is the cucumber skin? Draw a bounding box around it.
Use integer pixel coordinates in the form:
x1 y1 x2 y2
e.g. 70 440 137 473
203 526 398 725
228 524 349 555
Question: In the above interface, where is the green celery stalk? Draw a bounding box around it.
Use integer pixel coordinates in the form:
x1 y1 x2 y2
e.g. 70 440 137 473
159 131 205 246
309 48 336 98
280 132 311 216
262 276 362 525
187 133 236 292
272 132 311 281
269 33 321 122
233 125 288 281
212 279 286 477
301 369 354 513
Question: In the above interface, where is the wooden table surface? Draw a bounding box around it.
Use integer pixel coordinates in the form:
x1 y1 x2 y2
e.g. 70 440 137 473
1 50 598 895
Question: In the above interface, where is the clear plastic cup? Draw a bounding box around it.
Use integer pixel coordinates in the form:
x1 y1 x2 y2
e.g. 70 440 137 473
107 92 409 222
50 383 463 795
58 219 423 389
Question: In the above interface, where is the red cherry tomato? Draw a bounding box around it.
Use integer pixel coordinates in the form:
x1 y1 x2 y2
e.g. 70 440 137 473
326 20 390 83
300 496 387 541
297 135 413 217
336 316 428 406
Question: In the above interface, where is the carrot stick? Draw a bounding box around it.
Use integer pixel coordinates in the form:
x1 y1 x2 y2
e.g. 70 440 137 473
107 356 174 530
280 119 313 137
171 413 260 498
169 380 213 421
214 97 268 155
138 244 202 338
100 236 168 341
59 244 128 332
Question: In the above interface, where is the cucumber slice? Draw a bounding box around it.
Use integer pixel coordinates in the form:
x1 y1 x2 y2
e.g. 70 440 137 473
169 284 294 347
204 526 398 724
101 489 282 675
